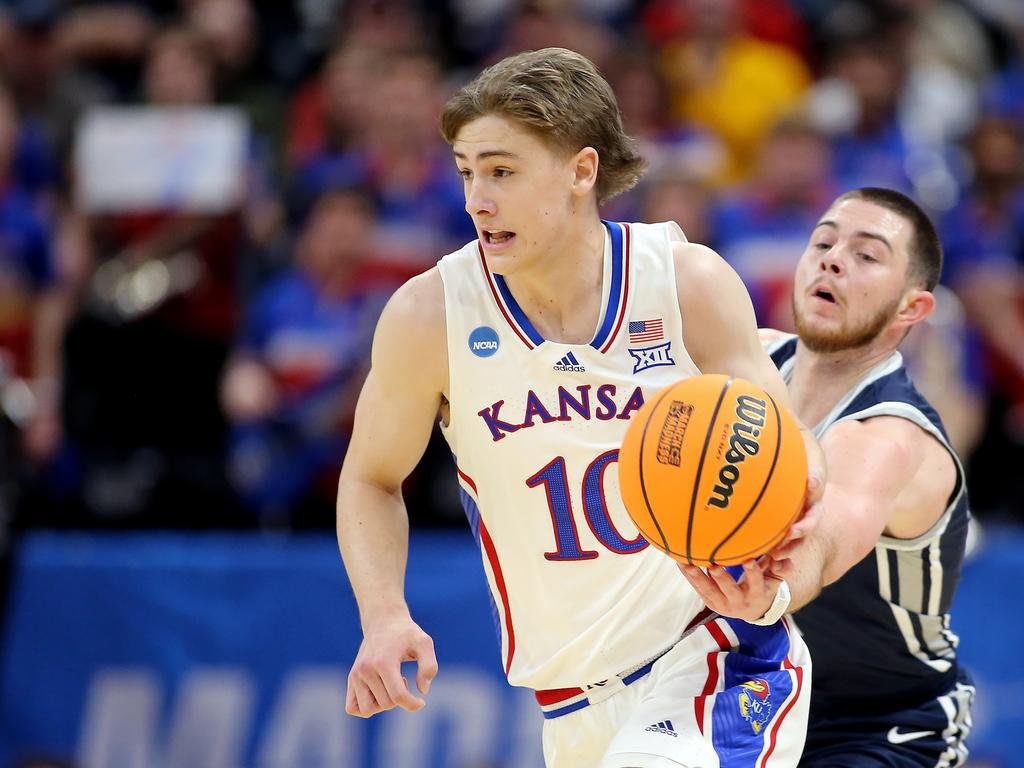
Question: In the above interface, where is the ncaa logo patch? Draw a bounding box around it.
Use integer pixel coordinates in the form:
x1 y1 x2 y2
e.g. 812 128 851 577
469 326 500 358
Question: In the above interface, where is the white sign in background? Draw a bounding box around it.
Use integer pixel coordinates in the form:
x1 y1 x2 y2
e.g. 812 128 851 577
75 107 248 214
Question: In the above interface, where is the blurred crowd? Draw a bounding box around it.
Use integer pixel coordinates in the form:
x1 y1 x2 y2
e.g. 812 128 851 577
0 0 1021 537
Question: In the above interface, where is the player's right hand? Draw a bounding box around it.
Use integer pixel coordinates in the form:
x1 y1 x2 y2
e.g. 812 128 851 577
346 614 438 718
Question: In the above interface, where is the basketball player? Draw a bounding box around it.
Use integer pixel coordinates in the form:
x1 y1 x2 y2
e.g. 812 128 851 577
682 188 975 766
337 48 827 767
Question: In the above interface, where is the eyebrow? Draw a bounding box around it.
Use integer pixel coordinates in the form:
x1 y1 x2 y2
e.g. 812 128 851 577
452 149 522 161
813 220 894 254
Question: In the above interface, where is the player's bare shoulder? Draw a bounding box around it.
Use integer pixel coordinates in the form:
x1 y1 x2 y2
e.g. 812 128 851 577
669 240 761 371
373 267 449 398
669 241 752 316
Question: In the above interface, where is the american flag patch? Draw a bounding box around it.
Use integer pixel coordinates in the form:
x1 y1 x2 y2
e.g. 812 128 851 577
629 319 664 344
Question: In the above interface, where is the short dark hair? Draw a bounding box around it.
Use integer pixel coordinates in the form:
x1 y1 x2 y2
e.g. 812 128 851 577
833 187 942 291
440 48 646 203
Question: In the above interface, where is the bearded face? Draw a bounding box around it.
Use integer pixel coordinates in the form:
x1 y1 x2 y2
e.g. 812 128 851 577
793 290 902 353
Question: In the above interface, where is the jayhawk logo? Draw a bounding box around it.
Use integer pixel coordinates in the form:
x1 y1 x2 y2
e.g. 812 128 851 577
738 679 773 734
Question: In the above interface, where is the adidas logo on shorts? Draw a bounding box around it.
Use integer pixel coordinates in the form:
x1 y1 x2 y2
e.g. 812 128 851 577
644 720 678 737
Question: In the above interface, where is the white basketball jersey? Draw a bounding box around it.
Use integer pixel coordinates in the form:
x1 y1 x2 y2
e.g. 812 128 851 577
438 220 705 690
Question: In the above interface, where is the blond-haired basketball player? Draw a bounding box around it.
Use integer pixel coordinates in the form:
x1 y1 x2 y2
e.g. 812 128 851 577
337 48 826 768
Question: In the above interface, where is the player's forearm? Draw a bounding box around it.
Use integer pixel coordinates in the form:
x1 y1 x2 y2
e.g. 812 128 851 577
782 533 831 613
337 477 413 628
798 424 827 488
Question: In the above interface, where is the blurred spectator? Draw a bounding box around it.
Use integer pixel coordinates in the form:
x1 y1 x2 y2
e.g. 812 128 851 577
809 16 916 193
607 48 726 184
221 190 390 524
54 25 251 524
940 115 1024 517
51 0 164 99
808 3 970 209
187 0 288 156
285 42 379 173
978 0 1024 124
291 48 473 281
0 0 111 195
638 167 718 248
642 0 810 57
655 0 812 180
897 0 989 165
489 1 618 70
713 116 836 327
898 284 985 461
0 84 69 469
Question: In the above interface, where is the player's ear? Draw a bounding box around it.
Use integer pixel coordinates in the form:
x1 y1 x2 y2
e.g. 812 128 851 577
896 288 935 328
570 146 599 197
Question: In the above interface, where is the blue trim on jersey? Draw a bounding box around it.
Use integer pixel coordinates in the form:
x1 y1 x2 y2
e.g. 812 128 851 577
456 486 503 647
590 220 624 350
490 220 625 349
493 274 546 347
542 698 590 719
458 487 482 546
621 657 659 685
723 617 792 664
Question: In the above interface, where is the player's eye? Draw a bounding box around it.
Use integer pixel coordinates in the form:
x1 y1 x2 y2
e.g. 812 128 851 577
494 168 513 178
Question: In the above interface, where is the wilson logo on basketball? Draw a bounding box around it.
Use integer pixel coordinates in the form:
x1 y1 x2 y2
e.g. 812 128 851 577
707 395 766 509
656 401 693 467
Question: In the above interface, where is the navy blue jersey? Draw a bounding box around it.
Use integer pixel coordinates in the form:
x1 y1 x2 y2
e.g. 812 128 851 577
769 335 970 715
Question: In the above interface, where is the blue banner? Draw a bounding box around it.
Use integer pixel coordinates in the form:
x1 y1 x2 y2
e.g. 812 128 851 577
0 531 544 768
0 527 1020 767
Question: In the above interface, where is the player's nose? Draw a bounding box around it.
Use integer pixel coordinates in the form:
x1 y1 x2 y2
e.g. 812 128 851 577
819 247 845 276
465 180 496 218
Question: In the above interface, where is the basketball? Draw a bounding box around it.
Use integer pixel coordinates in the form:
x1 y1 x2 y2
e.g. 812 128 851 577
618 374 808 566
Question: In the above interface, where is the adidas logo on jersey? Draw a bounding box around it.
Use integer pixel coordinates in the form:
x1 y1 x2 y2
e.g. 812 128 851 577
553 351 585 373
644 720 678 737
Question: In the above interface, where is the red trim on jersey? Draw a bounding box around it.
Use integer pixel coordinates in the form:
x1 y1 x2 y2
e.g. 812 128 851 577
599 221 631 354
478 244 534 350
535 685 585 706
695 619 731 735
478 518 516 675
687 606 714 631
760 621 804 767
456 466 478 495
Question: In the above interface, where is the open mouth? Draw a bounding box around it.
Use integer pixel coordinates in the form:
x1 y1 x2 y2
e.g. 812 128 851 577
813 287 837 304
484 230 516 245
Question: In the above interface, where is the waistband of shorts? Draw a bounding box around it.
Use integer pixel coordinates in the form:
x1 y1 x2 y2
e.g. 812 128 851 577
534 607 715 720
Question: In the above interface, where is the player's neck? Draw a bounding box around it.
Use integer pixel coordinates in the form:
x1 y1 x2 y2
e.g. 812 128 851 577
501 215 607 343
788 339 896 426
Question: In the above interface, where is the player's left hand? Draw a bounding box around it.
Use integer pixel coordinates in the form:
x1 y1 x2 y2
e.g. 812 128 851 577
679 558 784 623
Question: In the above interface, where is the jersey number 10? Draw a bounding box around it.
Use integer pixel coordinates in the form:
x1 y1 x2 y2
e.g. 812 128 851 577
526 450 650 561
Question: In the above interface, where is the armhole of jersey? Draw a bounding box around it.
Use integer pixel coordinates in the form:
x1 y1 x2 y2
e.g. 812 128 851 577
436 260 458 435
832 403 966 551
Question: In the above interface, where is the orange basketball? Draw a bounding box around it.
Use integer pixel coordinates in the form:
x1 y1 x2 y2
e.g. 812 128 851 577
618 374 807 566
